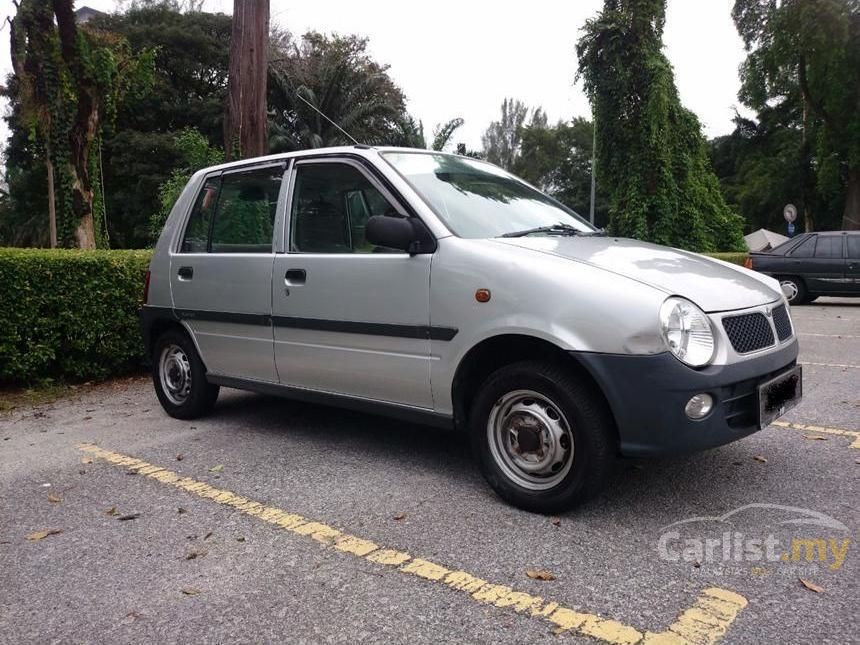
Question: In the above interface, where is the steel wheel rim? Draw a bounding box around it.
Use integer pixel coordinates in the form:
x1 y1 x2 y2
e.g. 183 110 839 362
780 280 799 302
159 344 192 405
486 389 574 491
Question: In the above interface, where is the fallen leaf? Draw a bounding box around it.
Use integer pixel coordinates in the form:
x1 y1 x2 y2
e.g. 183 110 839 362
47 494 61 503
185 549 208 560
208 464 223 473
180 587 202 596
177 507 187 515
203 531 213 540
81 457 93 465
83 416 92 421
550 517 561 527
392 512 406 521
732 461 743 466
753 455 768 463
799 578 824 593
526 569 556 581
176 454 184 461
803 435 828 441
117 513 140 521
105 506 119 516
236 536 246 542
26 528 62 541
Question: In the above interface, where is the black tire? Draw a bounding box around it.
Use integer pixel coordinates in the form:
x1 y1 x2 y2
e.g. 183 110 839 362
778 276 809 305
468 360 615 514
151 328 219 419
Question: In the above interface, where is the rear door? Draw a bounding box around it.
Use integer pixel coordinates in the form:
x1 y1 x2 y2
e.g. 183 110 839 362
271 158 434 408
170 162 286 382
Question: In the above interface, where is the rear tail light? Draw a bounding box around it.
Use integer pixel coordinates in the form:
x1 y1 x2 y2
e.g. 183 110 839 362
743 257 753 269
143 270 151 304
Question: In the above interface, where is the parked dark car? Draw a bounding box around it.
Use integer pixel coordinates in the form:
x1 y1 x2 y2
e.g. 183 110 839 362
746 231 860 304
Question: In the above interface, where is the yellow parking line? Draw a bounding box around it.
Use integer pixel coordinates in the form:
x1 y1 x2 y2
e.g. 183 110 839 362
800 361 859 369
78 444 747 645
771 420 860 449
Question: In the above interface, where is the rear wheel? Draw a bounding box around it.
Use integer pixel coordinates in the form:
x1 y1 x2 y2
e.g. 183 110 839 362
152 329 219 419
469 361 614 514
779 276 808 305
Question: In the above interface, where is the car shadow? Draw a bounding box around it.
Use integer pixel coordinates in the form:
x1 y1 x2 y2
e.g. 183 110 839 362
207 389 770 519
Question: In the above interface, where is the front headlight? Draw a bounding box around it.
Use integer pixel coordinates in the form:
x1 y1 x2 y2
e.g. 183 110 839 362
659 297 715 367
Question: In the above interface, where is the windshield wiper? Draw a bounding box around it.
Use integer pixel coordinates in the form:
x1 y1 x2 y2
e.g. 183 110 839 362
499 224 583 238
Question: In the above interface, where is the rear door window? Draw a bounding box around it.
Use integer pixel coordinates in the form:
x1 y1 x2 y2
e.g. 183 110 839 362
846 236 860 259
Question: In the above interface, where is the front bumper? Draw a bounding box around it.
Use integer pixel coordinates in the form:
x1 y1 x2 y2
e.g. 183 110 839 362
574 340 799 457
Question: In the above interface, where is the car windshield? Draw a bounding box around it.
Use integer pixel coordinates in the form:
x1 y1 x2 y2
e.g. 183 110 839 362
381 151 595 238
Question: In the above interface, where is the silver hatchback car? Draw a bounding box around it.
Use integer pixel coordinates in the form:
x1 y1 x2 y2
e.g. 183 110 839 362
143 146 802 512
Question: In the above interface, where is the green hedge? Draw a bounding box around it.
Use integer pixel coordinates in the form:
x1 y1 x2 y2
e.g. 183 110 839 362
703 252 749 266
0 249 153 385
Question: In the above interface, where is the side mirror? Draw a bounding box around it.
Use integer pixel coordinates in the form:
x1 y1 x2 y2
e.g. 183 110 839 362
365 215 435 254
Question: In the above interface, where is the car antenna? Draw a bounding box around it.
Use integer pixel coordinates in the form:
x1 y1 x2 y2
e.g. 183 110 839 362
294 92 362 146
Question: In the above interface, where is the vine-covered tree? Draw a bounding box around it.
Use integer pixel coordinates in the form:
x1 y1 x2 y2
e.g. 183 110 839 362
733 0 860 231
577 0 745 251
9 0 153 248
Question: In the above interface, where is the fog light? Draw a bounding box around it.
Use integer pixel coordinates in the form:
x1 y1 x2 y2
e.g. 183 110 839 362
685 393 713 419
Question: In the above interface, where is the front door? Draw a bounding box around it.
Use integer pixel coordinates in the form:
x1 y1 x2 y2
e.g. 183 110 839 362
170 163 285 382
271 159 434 408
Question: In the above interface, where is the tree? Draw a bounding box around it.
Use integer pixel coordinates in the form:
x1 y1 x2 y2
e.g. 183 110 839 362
9 0 153 248
431 118 465 152
481 98 530 170
577 0 745 251
224 0 269 160
514 117 610 227
732 0 860 230
268 32 408 150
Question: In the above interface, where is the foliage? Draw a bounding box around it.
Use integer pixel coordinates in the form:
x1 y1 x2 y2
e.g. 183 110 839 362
481 98 531 170
577 0 746 252
0 248 152 384
268 32 409 150
732 0 860 230
9 0 155 248
149 129 224 240
703 251 749 266
431 118 465 152
514 117 609 227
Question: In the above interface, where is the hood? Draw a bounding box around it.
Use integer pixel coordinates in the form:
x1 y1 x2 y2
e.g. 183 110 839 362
493 236 781 312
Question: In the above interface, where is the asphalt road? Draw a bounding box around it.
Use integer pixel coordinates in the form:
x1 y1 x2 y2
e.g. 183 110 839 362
1 299 858 644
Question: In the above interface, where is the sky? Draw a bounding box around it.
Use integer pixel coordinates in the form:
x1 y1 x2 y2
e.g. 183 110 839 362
0 0 751 159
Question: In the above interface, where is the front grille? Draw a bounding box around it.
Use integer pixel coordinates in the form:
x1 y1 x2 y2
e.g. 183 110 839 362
722 312 775 354
772 304 792 341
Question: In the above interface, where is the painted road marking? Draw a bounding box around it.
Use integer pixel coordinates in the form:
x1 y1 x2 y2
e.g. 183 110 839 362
800 361 859 369
78 444 747 645
772 420 860 449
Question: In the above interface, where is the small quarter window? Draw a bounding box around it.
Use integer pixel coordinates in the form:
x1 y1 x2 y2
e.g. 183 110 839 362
181 177 220 253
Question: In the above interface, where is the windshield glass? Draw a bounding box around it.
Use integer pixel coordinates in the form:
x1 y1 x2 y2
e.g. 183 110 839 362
381 151 595 238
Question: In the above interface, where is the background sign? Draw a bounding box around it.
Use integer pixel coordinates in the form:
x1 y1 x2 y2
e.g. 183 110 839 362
783 203 798 223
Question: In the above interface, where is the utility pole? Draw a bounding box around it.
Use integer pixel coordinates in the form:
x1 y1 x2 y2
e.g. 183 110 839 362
224 0 269 160
589 116 597 226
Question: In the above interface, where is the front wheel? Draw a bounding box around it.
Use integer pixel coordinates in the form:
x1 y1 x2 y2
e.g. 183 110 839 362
469 361 615 514
779 276 808 305
152 329 219 419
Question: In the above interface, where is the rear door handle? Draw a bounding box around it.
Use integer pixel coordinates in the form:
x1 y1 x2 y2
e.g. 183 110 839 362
285 269 306 286
177 266 193 280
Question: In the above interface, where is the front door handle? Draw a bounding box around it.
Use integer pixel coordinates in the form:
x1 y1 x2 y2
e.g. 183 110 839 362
285 269 306 286
178 266 193 280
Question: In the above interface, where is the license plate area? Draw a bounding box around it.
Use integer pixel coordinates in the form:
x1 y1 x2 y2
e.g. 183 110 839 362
758 365 802 428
